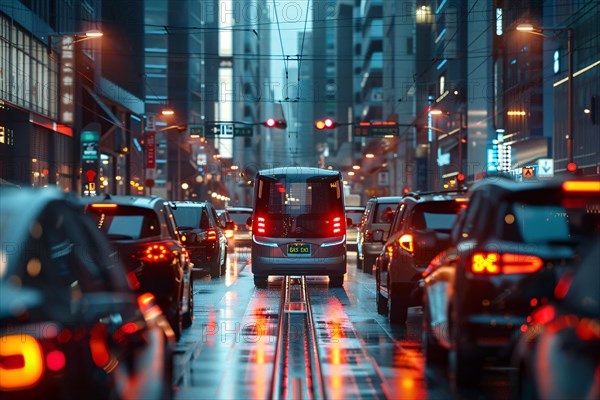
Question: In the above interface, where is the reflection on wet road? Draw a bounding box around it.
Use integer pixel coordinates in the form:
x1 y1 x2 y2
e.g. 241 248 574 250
173 248 510 399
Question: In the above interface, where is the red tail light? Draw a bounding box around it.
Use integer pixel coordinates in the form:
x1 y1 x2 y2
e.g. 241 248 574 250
138 244 175 263
471 252 543 275
0 335 45 390
207 229 217 241
332 216 343 234
398 234 414 253
364 229 375 242
256 216 266 234
90 203 118 209
562 181 600 192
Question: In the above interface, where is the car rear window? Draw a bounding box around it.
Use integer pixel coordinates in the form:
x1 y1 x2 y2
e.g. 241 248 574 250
374 203 397 224
412 200 462 232
228 211 252 226
254 173 344 238
172 207 209 230
346 209 364 225
87 205 160 240
500 190 600 244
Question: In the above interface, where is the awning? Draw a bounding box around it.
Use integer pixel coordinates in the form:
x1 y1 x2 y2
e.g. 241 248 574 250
82 85 126 146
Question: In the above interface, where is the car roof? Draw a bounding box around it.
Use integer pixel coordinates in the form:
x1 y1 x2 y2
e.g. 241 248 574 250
82 194 168 211
401 190 464 203
466 176 598 198
226 206 253 212
171 201 212 208
257 166 341 177
345 206 365 211
368 196 403 203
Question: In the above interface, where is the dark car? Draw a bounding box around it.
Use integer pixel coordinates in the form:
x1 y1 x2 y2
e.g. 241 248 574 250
226 206 253 247
84 195 194 338
357 196 402 273
0 188 175 399
421 177 600 387
171 201 228 278
345 205 365 251
376 191 465 324
511 238 600 400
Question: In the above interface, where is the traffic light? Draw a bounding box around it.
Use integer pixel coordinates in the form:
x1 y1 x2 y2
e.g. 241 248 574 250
315 118 336 130
264 118 287 129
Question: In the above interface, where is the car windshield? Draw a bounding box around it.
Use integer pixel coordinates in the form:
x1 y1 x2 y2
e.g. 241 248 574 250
501 194 600 244
87 205 160 240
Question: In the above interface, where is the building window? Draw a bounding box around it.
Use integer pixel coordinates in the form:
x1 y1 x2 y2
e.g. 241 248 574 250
406 37 413 55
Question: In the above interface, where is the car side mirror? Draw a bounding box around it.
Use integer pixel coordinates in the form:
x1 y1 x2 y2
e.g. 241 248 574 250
372 230 384 242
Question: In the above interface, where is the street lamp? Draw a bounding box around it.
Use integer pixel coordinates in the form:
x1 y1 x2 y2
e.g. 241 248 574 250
517 23 574 166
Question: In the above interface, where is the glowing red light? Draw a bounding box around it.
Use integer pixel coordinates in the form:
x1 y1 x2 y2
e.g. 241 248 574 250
266 118 276 127
46 350 66 371
567 162 577 172
324 118 334 128
457 173 465 182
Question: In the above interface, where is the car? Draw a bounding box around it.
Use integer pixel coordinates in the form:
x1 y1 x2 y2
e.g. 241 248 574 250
356 196 402 273
217 209 236 245
376 191 465 324
345 205 365 251
226 206 253 247
421 177 600 387
250 167 349 288
171 201 228 278
83 195 194 339
0 187 175 399
511 238 600 399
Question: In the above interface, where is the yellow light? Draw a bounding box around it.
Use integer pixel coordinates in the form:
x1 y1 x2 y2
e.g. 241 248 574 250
0 335 45 390
429 109 443 115
516 24 534 31
352 165 360 170
348 171 355 176
85 30 103 38
161 108 175 116
365 153 375 159
507 110 527 116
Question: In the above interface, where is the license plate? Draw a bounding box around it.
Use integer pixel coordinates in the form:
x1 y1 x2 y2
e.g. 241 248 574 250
287 243 311 256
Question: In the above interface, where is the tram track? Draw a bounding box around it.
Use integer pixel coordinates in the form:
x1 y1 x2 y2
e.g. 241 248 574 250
270 276 326 400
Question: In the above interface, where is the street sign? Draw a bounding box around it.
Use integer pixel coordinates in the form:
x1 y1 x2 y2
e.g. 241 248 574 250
145 132 156 168
234 127 253 137
189 125 204 138
354 122 398 137
537 158 554 177
206 123 234 138
146 113 156 132
522 166 535 179
378 171 389 186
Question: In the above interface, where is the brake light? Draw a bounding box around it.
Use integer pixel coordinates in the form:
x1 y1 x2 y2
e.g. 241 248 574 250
140 244 175 262
207 229 217 241
45 350 66 372
364 229 374 242
256 217 266 234
333 217 342 234
562 181 600 192
224 229 234 239
0 335 45 390
471 252 544 275
90 203 118 209
398 234 414 253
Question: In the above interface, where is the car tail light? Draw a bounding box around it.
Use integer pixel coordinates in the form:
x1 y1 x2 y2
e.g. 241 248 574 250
471 252 543 275
332 216 344 234
0 335 45 390
207 229 217 241
256 217 266 234
138 244 175 263
562 181 600 192
364 229 374 242
224 229 234 239
398 234 414 253
45 350 66 372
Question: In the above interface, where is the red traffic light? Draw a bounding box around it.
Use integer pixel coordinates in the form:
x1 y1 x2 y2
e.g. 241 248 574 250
567 162 577 172
457 173 465 182
264 118 287 129
315 118 336 130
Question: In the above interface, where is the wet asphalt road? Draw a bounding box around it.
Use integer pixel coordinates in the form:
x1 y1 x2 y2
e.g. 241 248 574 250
172 247 512 400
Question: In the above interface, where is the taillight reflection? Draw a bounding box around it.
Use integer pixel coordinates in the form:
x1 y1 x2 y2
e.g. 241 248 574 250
471 252 543 275
0 335 45 390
